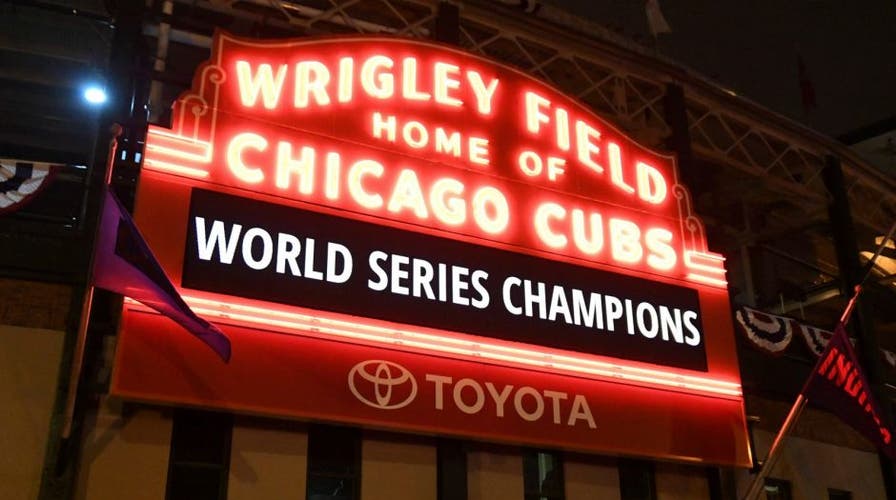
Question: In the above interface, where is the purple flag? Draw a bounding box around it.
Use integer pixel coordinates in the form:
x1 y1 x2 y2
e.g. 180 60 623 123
804 323 894 458
93 187 231 362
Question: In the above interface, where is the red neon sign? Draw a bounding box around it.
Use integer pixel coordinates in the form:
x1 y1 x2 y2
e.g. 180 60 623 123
143 33 725 287
119 33 750 465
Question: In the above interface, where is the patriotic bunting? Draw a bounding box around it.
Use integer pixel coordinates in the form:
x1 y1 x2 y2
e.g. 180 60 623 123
0 159 57 214
798 322 835 357
734 306 896 370
734 307 792 355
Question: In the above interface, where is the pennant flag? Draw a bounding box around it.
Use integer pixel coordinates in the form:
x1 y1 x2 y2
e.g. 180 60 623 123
93 188 231 361
804 323 895 458
0 159 57 214
645 0 671 37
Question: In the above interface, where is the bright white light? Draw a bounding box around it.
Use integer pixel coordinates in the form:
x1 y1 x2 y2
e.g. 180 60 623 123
83 86 108 105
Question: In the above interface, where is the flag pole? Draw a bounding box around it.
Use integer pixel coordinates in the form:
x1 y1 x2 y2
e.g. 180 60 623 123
741 221 896 500
60 124 122 439
741 289 862 500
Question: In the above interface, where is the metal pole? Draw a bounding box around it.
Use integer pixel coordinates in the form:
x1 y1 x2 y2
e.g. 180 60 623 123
60 125 121 439
742 395 808 500
741 262 876 500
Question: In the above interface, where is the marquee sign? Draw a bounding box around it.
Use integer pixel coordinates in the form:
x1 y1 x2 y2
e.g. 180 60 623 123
112 32 751 466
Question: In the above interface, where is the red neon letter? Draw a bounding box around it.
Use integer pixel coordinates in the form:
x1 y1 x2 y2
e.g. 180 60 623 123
235 61 286 109
609 218 642 263
226 132 267 184
534 202 567 249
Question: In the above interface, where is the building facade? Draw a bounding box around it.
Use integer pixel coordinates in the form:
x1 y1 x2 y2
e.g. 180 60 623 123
2 2 895 500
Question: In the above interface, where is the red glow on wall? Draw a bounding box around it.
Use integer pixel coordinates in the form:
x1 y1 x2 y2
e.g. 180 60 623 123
123 296 741 398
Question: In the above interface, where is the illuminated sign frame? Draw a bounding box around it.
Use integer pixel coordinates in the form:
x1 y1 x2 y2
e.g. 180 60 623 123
112 31 751 466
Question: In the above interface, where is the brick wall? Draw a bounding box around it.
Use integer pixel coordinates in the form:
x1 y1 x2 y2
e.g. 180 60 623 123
0 278 72 330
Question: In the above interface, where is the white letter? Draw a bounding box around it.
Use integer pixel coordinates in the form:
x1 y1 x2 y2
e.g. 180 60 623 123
575 120 603 174
543 390 568 425
195 217 241 264
471 270 490 309
485 383 513 417
337 57 354 102
372 112 397 142
391 254 410 295
525 91 550 134
226 133 266 184
568 395 596 428
276 232 301 275
660 306 684 343
294 60 331 107
524 280 547 319
412 258 436 299
604 295 623 332
235 61 286 109
360 55 394 99
572 289 603 329
430 178 466 226
426 374 452 410
368 251 389 291
303 238 324 280
469 137 490 166
348 160 384 209
645 228 676 270
534 202 567 249
402 121 429 149
571 209 603 255
388 169 428 219
453 378 485 414
472 186 509 234
467 71 499 115
684 310 701 346
636 302 659 339
401 57 431 101
276 143 315 194
503 277 522 315
548 285 572 324
326 242 353 284
608 142 635 194
434 62 462 107
609 218 643 264
637 161 667 204
451 266 470 306
435 128 461 157
514 387 544 422
241 227 273 270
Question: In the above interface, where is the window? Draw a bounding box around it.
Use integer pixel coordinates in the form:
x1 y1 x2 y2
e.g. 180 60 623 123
524 450 564 500
763 478 792 500
828 489 852 500
306 424 361 500
165 409 233 500
618 458 656 500
437 439 467 500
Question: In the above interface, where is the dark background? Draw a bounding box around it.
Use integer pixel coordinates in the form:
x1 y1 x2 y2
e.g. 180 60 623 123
552 0 896 138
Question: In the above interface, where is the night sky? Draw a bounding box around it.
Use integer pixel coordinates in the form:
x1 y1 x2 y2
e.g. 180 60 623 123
550 0 896 139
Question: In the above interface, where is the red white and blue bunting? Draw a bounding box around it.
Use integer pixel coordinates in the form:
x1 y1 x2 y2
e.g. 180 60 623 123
0 159 57 214
797 321 834 357
734 307 793 355
735 305 837 356
734 305 896 369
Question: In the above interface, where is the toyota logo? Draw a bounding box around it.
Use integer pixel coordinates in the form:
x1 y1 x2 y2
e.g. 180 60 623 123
348 360 418 410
